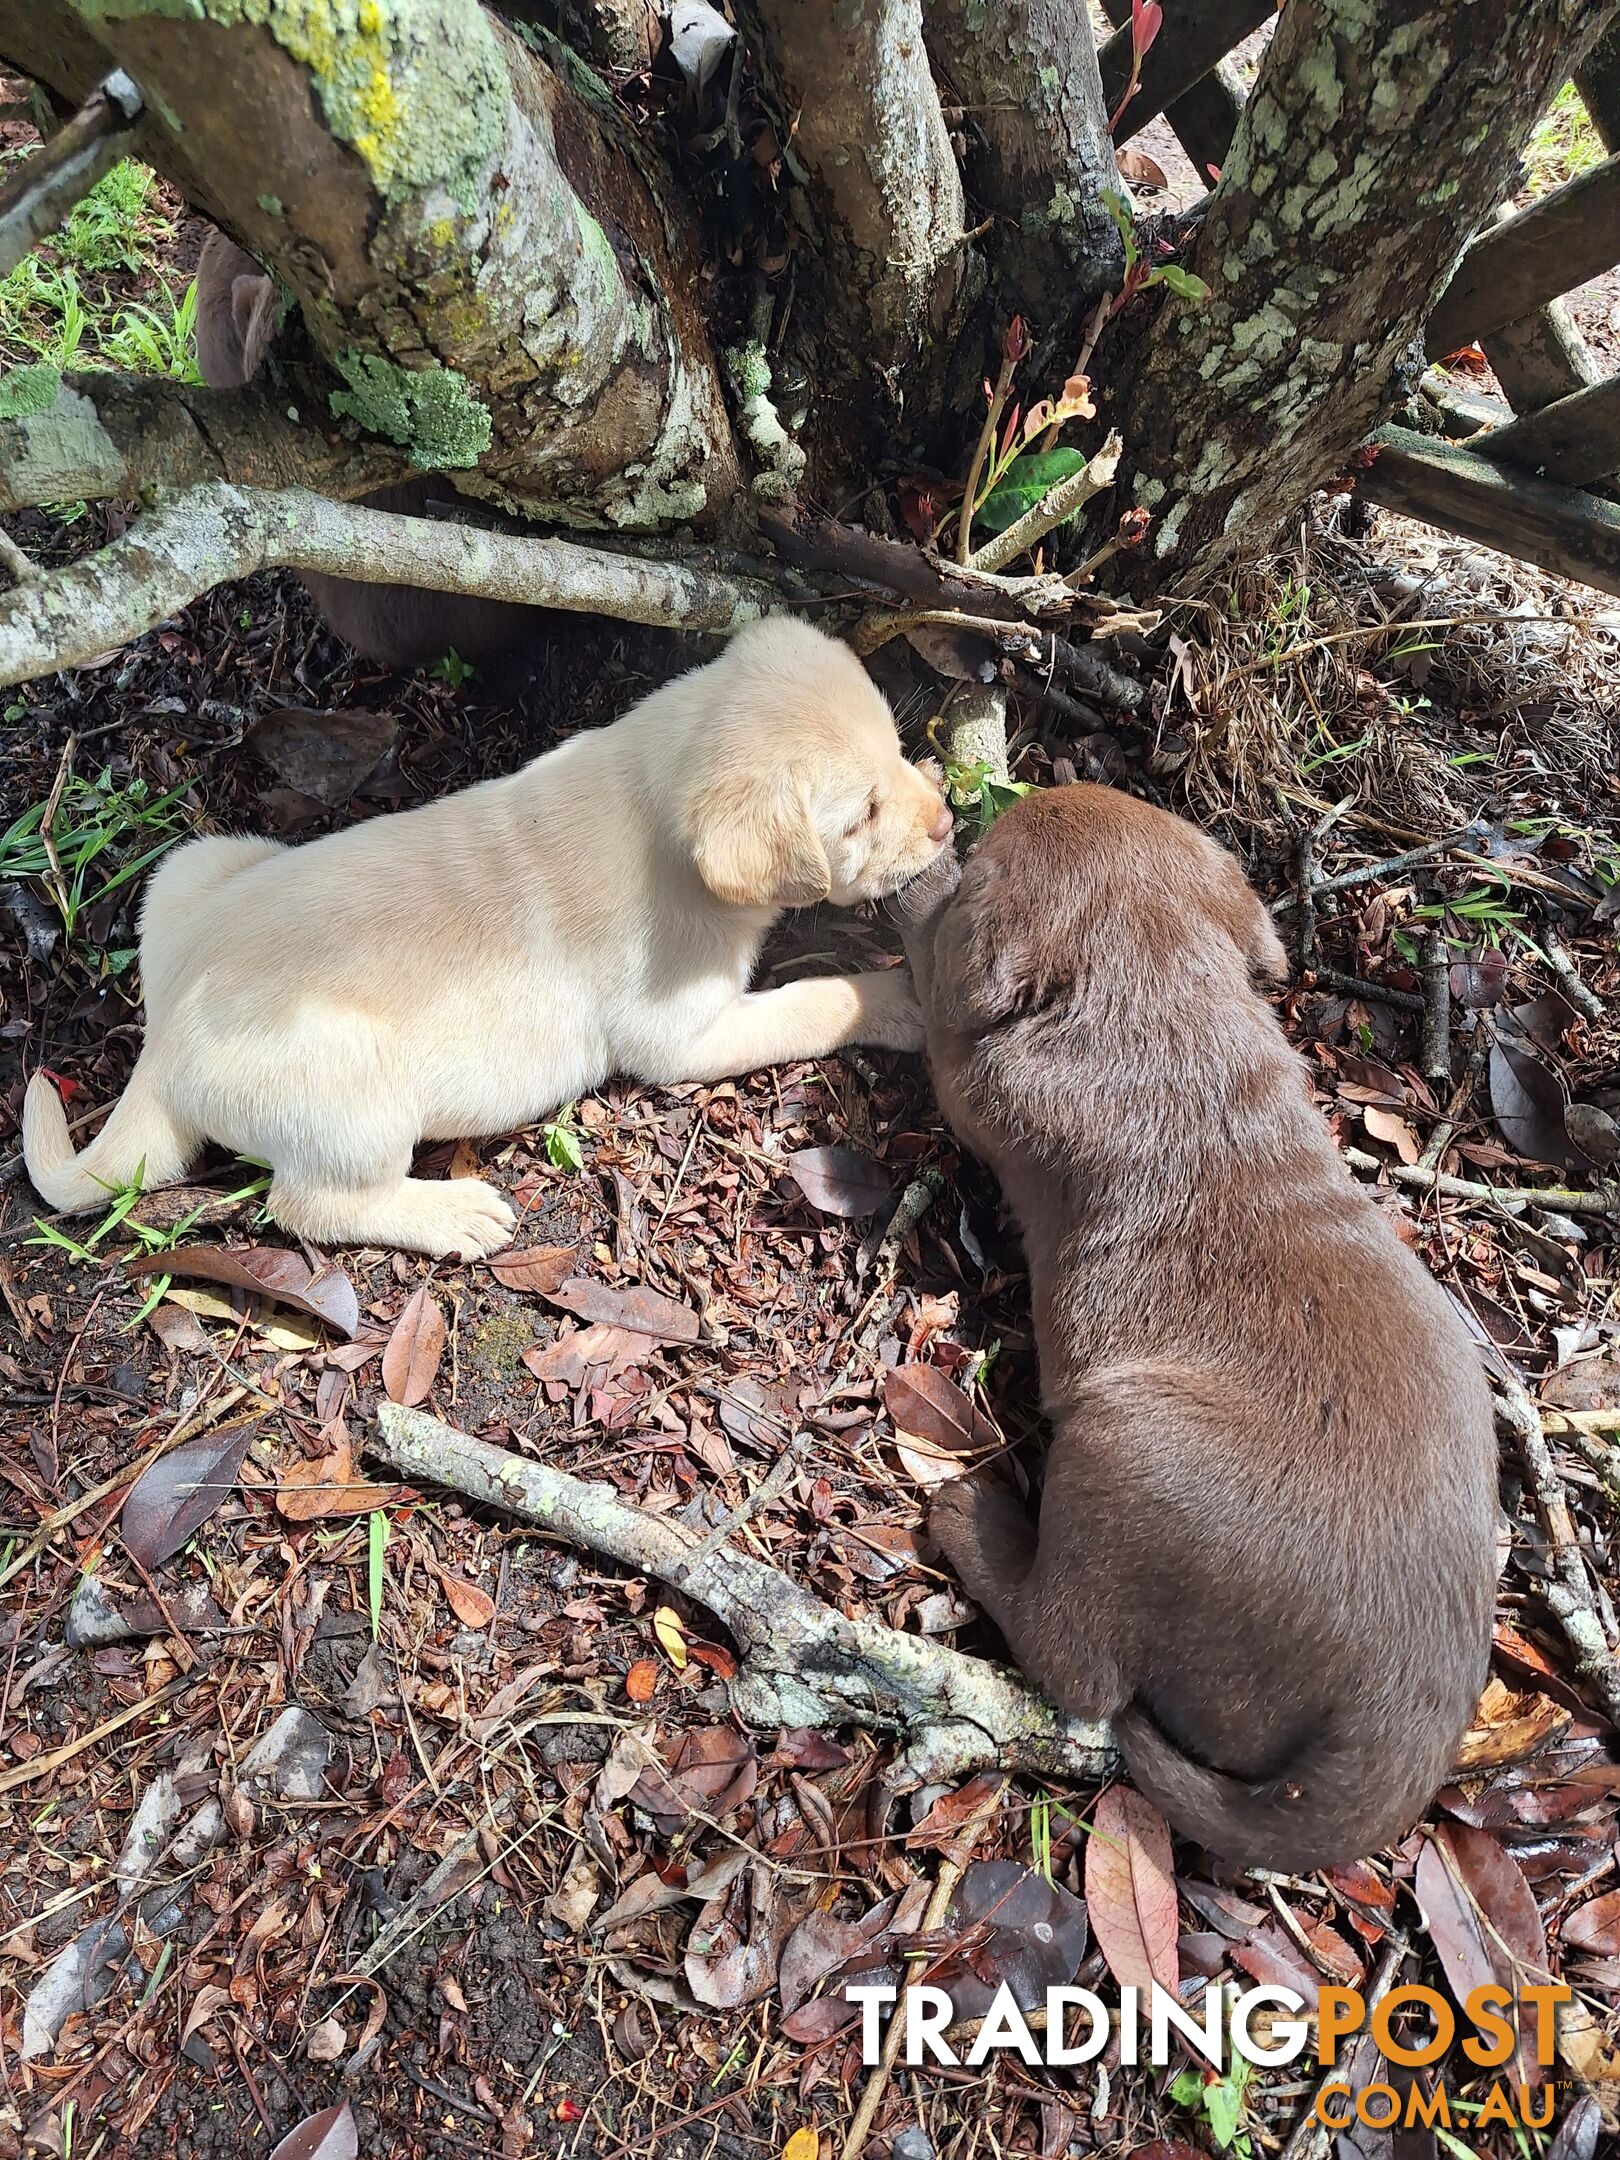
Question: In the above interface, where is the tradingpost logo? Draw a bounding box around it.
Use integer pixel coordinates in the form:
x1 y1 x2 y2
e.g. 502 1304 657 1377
847 1975 1570 2131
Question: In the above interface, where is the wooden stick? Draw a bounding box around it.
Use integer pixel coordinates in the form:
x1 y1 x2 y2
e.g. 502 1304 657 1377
839 1776 1007 2160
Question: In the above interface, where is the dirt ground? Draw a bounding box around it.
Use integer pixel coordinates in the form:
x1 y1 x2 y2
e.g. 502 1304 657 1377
5 57 1620 2160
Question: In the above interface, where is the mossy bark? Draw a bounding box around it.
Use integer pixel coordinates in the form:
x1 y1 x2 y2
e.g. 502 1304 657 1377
1113 0 1595 590
3 0 743 532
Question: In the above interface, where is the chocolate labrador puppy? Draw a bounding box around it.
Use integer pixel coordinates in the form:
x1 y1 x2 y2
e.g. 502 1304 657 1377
895 785 1496 1868
194 232 530 670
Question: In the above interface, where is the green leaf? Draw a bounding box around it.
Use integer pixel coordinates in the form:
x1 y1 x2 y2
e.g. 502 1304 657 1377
1151 262 1211 300
977 448 1089 535
545 1118 586 1172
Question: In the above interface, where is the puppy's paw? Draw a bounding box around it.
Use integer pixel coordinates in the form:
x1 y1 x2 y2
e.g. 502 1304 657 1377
928 1473 1035 1605
421 1180 517 1261
851 968 925 1052
890 843 962 929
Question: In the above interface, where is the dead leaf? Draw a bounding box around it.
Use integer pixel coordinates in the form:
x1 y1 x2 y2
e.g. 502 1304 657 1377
1565 1889 1620 1958
439 1570 496 1628
1489 1033 1589 1172
522 1322 640 1387
781 2131 820 2160
685 1862 787 2008
1084 1786 1179 1997
778 1911 874 2018
625 1659 660 1704
547 1855 601 1935
884 1363 996 1485
147 1302 213 1356
382 1286 445 1407
936 1859 1089 2019
628 1728 758 1833
653 1607 688 1670
246 707 397 808
1363 1102 1422 1164
269 2102 360 2160
786 1145 893 1220
1416 1825 1548 2083
545 1277 701 1346
1451 950 1509 1009
488 1245 578 1295
180 1983 232 2049
122 1426 256 1569
126 1247 358 1338
1116 145 1168 189
276 1431 399 1522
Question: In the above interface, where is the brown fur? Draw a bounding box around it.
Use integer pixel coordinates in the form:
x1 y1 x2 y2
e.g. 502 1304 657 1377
894 785 1497 1868
194 233 531 670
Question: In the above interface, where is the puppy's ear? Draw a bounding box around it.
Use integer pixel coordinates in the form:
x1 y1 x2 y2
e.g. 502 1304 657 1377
693 767 832 907
930 854 1041 1031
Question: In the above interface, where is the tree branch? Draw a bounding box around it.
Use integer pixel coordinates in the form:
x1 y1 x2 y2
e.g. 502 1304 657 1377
0 69 141 279
921 0 1123 341
372 1404 1116 1788
0 483 789 685
750 0 970 453
3 0 741 530
0 370 405 513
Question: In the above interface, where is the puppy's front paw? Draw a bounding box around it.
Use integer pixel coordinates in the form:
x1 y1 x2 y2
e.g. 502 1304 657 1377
423 1179 517 1261
928 1472 1036 1606
851 968 925 1052
890 843 962 930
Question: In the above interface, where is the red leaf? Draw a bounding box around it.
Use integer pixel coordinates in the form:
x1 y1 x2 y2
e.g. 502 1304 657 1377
785 1146 892 1220
122 1426 256 1569
269 2101 359 2160
1084 1786 1179 1997
545 1277 701 1346
382 1286 445 1407
1563 1888 1620 1957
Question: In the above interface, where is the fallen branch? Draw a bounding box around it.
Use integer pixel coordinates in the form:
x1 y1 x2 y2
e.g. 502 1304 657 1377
0 482 788 684
1341 1146 1619 1218
1494 1377 1620 1729
372 1404 1115 1788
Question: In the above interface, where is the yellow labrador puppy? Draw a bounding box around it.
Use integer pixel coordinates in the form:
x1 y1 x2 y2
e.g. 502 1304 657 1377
25 620 951 1258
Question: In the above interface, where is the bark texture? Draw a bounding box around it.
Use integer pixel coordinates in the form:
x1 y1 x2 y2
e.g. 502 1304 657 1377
751 0 970 449
5 0 741 531
921 0 1123 345
1115 0 1596 588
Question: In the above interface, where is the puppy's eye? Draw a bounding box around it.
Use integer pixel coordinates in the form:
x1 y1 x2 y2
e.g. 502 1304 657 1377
844 793 880 837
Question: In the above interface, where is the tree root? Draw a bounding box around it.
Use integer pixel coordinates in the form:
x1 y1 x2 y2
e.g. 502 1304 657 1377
0 482 790 684
372 1404 1115 1788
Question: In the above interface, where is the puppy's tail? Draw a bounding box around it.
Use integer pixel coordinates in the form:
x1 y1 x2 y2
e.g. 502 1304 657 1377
22 1063 194 1214
1114 1703 1414 1872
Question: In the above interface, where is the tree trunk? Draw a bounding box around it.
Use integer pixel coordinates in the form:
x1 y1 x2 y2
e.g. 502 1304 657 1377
1113 0 1598 589
2 0 743 531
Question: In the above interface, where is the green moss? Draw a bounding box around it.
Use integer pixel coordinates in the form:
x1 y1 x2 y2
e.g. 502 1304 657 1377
257 193 285 216
0 361 63 419
464 1310 536 1382
329 349 492 468
73 0 508 207
723 339 771 403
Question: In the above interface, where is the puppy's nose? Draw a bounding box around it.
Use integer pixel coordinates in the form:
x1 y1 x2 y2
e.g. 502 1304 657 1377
928 799 954 844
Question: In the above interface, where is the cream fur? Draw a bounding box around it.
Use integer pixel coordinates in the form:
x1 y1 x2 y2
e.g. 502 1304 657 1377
24 619 951 1259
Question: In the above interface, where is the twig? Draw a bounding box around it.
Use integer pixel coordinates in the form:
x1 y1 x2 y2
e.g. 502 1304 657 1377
0 1675 189 1797
840 1776 1006 2160
1417 1037 1487 1172
1280 1934 1410 2160
0 483 786 684
372 1405 1115 1788
1045 632 1146 713
1419 928 1451 1083
0 71 142 280
675 1427 815 1583
1494 1376 1620 1729
965 431 1123 576
1304 818 1493 898
1545 934 1605 1021
851 606 1044 658
860 1167 945 1281
957 332 1024 564
1341 1146 1619 1217
1314 968 1426 1014
1296 827 1318 974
